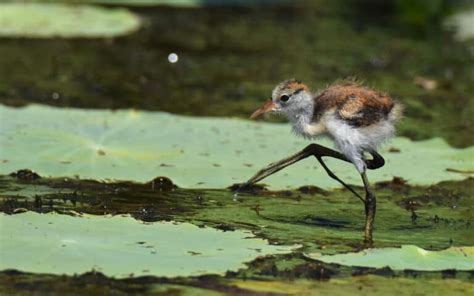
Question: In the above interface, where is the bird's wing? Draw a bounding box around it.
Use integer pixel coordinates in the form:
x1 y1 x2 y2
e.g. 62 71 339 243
337 93 393 127
338 96 365 119
314 82 394 127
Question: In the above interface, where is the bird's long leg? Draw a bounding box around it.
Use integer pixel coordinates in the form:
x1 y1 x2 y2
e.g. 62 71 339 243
237 143 364 201
361 171 376 244
362 150 383 243
314 156 364 202
237 144 385 243
316 150 385 203
239 146 314 187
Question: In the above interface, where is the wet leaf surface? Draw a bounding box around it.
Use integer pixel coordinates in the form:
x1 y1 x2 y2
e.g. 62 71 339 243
1 105 473 189
306 245 474 271
0 212 296 278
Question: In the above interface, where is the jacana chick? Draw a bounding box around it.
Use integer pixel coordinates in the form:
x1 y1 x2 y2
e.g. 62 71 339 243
243 79 403 243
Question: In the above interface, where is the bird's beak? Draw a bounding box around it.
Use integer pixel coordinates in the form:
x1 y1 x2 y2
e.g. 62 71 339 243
250 99 278 119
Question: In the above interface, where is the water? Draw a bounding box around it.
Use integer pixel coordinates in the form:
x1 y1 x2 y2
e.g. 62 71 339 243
0 2 472 147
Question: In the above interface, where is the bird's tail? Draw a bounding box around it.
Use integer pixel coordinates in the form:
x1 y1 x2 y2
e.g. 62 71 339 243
389 102 404 124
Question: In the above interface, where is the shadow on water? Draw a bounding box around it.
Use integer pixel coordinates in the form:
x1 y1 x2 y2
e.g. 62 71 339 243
1 170 199 222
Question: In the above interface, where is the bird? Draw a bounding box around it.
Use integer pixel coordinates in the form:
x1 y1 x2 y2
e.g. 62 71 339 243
238 78 403 243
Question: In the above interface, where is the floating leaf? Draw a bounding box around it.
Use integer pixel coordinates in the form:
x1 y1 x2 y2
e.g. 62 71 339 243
0 3 141 38
87 0 202 6
305 245 474 271
0 212 296 278
79 0 288 7
1 105 472 189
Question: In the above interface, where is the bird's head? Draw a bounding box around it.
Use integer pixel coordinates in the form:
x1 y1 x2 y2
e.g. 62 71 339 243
250 79 312 120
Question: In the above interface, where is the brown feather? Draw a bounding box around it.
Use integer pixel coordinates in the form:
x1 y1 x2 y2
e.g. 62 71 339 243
280 79 309 92
313 82 395 127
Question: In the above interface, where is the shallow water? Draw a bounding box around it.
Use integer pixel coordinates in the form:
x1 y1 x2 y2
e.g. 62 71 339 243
1 174 473 252
0 173 473 294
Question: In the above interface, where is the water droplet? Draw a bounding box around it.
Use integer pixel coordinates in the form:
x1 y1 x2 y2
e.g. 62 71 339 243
168 53 178 63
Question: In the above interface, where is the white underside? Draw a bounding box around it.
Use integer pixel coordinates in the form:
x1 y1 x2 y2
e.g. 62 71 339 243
293 112 396 173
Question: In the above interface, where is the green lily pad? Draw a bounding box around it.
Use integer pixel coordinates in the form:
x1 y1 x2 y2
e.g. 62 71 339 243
1 105 472 189
306 245 474 271
87 0 202 6
46 0 287 7
0 212 296 278
0 3 141 38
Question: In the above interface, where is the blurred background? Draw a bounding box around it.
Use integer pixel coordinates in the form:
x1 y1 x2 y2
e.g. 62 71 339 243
0 0 473 148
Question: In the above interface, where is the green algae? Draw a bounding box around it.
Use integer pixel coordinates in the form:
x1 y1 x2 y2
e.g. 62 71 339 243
1 249 473 295
0 3 141 38
148 284 224 296
191 186 474 253
230 276 474 296
0 270 473 296
1 105 473 190
1 175 473 254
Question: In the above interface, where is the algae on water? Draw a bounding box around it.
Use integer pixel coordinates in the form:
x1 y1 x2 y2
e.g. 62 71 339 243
1 176 473 253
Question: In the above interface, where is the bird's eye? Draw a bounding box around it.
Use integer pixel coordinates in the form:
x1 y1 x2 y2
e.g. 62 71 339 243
280 95 290 102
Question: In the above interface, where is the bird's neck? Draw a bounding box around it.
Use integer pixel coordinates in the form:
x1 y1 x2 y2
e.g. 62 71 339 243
289 108 312 124
287 97 315 136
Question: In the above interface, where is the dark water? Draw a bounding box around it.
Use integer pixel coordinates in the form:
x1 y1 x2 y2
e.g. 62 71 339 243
2 171 473 249
0 1 472 146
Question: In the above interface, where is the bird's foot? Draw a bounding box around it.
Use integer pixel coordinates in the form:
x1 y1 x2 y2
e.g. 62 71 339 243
230 182 267 201
363 191 376 246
